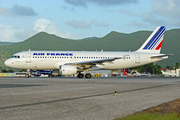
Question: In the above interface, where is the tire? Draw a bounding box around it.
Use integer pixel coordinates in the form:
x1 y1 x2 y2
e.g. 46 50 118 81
85 73 91 79
25 74 29 78
78 74 84 78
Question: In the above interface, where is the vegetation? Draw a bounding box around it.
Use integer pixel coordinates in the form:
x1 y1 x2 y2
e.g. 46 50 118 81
131 63 162 74
0 42 16 46
1 69 14 73
0 28 180 69
116 98 180 120
117 112 180 120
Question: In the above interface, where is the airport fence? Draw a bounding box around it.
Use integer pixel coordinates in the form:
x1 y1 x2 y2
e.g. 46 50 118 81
0 73 15 77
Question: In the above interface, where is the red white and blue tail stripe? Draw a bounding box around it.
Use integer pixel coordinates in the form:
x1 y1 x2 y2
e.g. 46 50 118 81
136 26 165 53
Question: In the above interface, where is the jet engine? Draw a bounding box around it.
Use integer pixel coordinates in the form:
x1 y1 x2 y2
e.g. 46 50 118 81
59 65 77 76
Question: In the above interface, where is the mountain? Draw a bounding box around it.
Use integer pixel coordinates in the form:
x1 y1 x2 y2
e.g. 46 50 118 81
0 29 180 68
0 42 16 46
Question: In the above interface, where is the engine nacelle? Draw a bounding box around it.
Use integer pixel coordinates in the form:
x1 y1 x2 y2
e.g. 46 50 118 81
59 65 77 76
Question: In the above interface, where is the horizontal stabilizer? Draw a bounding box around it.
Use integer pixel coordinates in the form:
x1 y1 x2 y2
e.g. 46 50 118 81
150 54 173 58
150 54 173 60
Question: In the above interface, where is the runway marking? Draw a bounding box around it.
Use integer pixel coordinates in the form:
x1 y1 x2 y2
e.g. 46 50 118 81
0 85 113 96
0 84 176 110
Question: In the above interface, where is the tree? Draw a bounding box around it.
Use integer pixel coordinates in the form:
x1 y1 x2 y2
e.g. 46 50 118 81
175 62 179 69
1 69 8 73
131 63 162 74
8 70 14 73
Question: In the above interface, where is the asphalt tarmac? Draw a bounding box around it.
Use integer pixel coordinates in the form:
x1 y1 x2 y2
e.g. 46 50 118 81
0 77 180 120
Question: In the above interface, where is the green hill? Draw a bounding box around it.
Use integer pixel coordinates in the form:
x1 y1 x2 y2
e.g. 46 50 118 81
0 42 16 46
0 29 180 69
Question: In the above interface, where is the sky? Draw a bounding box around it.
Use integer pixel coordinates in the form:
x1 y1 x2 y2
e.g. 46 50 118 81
0 0 180 42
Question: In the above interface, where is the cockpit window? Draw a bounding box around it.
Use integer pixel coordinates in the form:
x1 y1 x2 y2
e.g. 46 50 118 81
11 55 20 58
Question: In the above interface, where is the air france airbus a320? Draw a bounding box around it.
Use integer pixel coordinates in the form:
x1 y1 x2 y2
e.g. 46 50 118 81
4 26 171 79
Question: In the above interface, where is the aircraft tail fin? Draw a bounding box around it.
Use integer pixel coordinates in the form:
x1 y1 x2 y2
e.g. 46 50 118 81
123 70 127 75
136 26 166 54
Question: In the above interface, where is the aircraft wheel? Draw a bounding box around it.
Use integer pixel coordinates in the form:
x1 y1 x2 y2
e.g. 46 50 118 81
85 73 91 79
51 75 54 77
25 74 29 78
77 74 84 78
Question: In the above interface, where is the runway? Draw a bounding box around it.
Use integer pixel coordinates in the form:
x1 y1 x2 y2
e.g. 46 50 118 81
0 77 180 120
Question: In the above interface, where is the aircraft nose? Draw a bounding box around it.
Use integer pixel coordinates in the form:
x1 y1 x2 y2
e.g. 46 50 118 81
4 59 11 67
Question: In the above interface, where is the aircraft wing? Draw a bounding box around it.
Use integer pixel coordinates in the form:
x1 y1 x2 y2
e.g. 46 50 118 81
65 57 125 70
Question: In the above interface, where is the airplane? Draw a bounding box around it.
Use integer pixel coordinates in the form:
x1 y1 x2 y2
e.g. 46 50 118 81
161 70 177 77
4 26 171 79
123 69 136 77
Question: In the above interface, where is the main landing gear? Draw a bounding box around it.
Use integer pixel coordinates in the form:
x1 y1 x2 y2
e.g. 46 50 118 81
85 73 91 79
77 73 84 78
77 73 92 79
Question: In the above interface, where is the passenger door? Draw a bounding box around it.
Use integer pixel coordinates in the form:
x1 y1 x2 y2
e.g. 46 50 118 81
26 53 31 63
135 54 140 64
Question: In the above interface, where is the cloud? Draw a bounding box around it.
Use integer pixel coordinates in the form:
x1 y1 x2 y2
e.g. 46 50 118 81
33 19 51 32
64 0 139 7
34 19 77 39
15 29 36 41
119 9 140 17
0 19 77 42
153 0 180 19
88 0 139 6
61 6 75 12
0 4 38 17
142 12 166 26
0 24 36 42
130 0 180 27
128 20 147 28
11 4 38 16
90 19 108 27
66 19 109 29
66 20 91 29
64 0 87 7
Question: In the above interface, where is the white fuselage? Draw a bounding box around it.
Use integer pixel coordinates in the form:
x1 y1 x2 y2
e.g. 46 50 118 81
4 51 166 70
